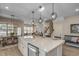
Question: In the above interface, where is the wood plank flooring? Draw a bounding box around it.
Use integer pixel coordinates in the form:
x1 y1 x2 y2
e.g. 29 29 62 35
0 45 22 56
63 44 79 56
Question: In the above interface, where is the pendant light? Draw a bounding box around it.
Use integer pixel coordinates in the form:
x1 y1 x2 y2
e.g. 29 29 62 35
31 10 36 35
10 15 14 36
11 15 14 30
32 10 35 25
51 3 57 20
38 6 45 12
38 6 43 24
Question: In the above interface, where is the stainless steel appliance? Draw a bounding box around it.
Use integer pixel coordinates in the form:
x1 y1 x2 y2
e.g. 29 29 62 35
28 43 39 56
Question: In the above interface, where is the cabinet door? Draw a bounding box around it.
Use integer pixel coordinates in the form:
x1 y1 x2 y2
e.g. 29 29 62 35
57 45 62 56
18 43 24 55
46 48 57 56
39 49 46 56
18 38 21 50
18 38 24 55
22 41 28 56
46 45 62 56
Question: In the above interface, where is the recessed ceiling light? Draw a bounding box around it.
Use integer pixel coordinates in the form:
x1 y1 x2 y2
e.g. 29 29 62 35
5 6 9 10
75 9 79 12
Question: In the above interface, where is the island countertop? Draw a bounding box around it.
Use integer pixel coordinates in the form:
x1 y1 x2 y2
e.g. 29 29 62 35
19 36 65 53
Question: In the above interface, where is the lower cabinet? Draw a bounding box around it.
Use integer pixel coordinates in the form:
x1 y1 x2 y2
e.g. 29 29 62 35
18 38 28 56
28 43 39 56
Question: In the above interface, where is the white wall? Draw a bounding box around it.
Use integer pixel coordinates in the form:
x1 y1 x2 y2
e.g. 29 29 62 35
63 16 79 36
53 16 79 37
52 17 64 37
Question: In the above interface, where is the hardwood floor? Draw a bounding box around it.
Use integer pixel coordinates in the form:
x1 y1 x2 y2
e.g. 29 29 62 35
63 44 79 56
0 45 22 56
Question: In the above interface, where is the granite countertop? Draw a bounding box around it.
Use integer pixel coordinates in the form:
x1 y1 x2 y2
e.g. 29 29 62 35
20 36 65 53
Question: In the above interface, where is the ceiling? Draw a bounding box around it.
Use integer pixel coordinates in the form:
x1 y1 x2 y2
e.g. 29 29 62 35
0 3 79 23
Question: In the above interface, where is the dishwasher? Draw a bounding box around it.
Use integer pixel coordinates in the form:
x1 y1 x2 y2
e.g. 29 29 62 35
28 43 39 56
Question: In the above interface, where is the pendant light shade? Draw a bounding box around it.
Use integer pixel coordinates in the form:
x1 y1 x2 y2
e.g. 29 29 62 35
10 15 14 34
32 20 34 25
51 3 57 20
51 12 57 20
38 17 43 24
11 15 14 26
38 6 45 12
38 5 43 24
32 10 35 25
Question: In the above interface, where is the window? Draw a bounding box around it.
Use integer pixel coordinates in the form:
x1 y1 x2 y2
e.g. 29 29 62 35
0 23 21 37
0 24 7 37
24 25 33 34
7 24 14 36
17 27 21 36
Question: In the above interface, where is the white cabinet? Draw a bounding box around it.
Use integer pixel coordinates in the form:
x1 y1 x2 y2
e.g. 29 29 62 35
18 37 28 56
57 44 62 56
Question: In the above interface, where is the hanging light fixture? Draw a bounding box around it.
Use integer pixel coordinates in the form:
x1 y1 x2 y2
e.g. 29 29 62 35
11 15 14 28
31 10 36 35
10 15 15 36
51 3 57 20
38 6 45 12
38 16 43 24
38 6 43 24
38 11 43 24
32 11 34 24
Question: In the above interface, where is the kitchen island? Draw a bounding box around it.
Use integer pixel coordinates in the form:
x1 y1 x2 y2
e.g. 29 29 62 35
18 36 65 56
